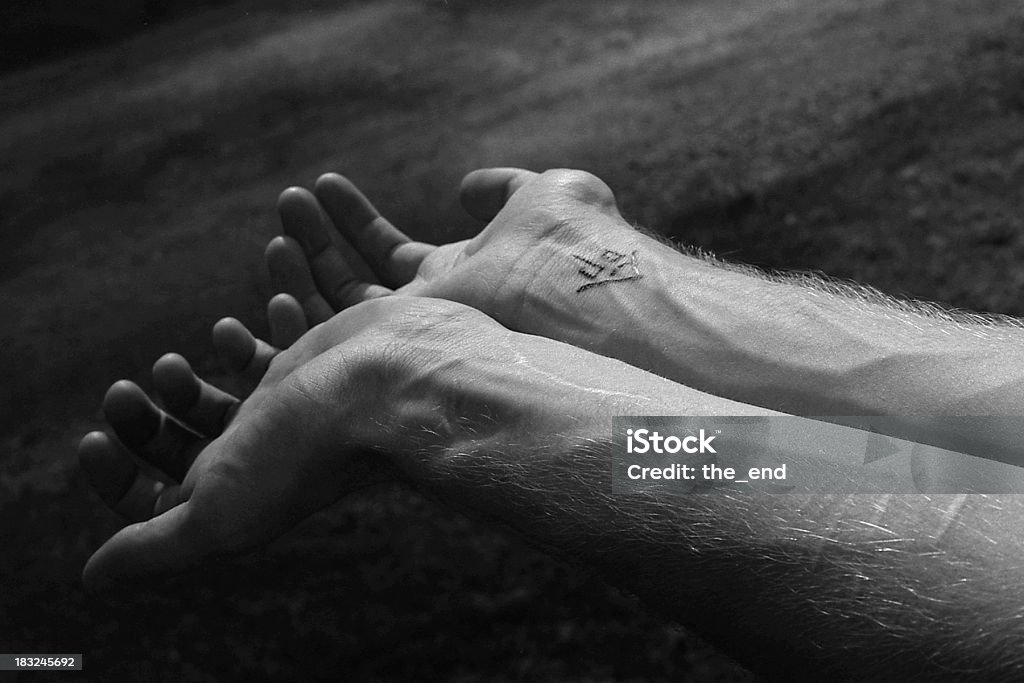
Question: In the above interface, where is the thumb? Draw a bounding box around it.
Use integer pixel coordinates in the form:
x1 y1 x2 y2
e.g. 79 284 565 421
458 167 538 222
82 500 215 594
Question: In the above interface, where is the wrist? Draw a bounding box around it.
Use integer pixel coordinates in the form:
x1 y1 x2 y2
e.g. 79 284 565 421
328 305 571 469
284 301 522 482
508 221 676 359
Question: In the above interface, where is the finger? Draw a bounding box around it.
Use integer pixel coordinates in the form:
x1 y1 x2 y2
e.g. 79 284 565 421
152 353 240 437
268 293 309 348
459 167 539 222
83 499 204 594
278 187 392 310
314 173 434 287
212 317 278 388
82 431 276 594
102 381 206 483
79 431 169 522
266 236 335 325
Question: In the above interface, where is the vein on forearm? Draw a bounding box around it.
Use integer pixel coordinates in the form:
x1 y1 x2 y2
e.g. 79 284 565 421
631 238 1024 416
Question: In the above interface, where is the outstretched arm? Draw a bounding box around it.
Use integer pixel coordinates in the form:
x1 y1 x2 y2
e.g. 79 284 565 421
399 420 1024 681
264 168 1024 469
268 168 1024 421
83 297 1024 681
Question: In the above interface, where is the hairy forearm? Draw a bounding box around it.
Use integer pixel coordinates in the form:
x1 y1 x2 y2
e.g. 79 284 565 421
645 252 1024 417
504 224 1024 470
519 226 1024 419
417 472 1024 679
387 352 1024 679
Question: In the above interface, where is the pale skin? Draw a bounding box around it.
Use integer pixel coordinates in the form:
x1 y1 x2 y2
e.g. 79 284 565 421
267 167 1024 458
81 168 1024 680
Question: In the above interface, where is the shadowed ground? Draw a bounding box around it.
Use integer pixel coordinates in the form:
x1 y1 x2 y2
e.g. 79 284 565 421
2 0 1024 679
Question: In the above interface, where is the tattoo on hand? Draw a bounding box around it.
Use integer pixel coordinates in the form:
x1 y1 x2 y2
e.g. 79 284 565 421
573 249 642 292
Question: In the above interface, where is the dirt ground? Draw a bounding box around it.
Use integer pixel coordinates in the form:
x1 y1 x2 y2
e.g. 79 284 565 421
3 0 1024 679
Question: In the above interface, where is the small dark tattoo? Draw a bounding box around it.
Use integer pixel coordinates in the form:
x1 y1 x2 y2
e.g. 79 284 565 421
572 249 642 292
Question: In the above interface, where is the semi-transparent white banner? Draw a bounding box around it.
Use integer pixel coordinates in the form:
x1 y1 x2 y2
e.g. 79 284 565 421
611 416 1024 494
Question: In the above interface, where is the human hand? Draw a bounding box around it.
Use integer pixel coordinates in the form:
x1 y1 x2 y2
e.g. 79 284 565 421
78 295 501 592
267 168 657 355
79 292 309 519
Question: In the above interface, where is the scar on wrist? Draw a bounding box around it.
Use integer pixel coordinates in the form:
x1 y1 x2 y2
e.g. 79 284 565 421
572 249 642 292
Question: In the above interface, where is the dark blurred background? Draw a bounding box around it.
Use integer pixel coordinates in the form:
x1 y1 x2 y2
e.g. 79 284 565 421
3 0 1024 680
0 0 354 72
3 0 219 72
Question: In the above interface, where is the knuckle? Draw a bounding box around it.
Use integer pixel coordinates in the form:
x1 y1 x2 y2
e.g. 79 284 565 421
541 168 616 207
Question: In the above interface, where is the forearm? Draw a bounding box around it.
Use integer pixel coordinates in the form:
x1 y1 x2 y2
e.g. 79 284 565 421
643 253 1024 417
519 226 1024 418
417 463 1024 680
385 345 1024 679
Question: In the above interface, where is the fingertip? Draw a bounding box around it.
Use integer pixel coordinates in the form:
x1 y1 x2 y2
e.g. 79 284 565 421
79 429 110 453
264 235 291 260
265 236 307 277
152 353 193 382
155 351 187 367
312 172 365 205
277 186 313 210
277 187 332 253
78 430 138 505
458 167 537 222
103 381 160 447
269 291 299 306
268 292 305 323
213 316 250 341
152 353 199 413
268 291 306 322
82 548 114 596
82 539 149 597
277 186 318 218
78 430 113 474
103 379 144 406
212 318 237 355
268 293 309 348
458 167 488 188
313 172 384 234
313 172 349 193
83 500 221 596
82 515 155 593
212 318 256 374
82 509 186 596
264 236 336 325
